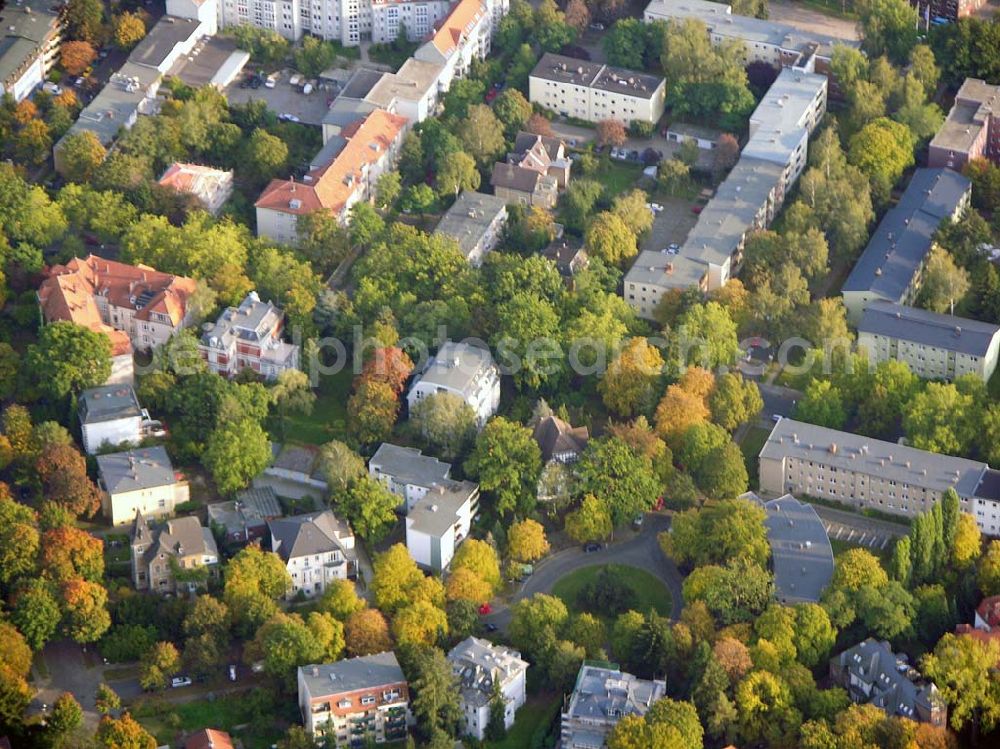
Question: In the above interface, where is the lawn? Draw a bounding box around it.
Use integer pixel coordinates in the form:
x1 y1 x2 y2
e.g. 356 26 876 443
739 425 772 487
485 692 562 749
598 160 644 197
551 564 672 627
134 690 288 749
280 365 352 445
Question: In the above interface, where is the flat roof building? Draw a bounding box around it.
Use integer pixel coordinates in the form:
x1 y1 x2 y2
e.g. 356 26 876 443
407 341 501 426
0 0 61 103
369 443 453 509
529 52 667 125
758 417 1000 536
841 169 972 323
433 191 509 266
561 662 666 749
929 78 1000 172
857 301 1000 383
405 480 480 572
79 385 149 454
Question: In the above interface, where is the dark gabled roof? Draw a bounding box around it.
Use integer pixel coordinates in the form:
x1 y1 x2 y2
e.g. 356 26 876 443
490 162 541 193
513 131 564 161
268 510 353 561
842 169 972 301
532 415 589 462
859 301 1000 358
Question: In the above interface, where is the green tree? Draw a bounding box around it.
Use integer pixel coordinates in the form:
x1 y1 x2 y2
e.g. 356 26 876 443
64 0 104 44
410 391 477 460
204 416 272 495
670 302 739 370
565 494 613 544
465 417 542 517
317 440 366 497
492 88 533 137
293 35 337 77
509 593 569 665
848 117 915 203
25 321 111 400
922 632 1000 734
337 475 398 542
903 381 976 456
223 546 291 636
95 713 156 749
662 499 769 569
409 646 462 740
794 379 847 429
575 437 660 527
347 378 399 445
709 372 763 431
270 369 316 439
244 128 288 182
12 580 61 652
859 0 919 63
735 670 802 747
48 691 83 738
435 151 480 198
460 104 506 167
139 641 180 691
919 246 970 314
585 212 638 266
59 130 107 183
95 683 120 715
696 441 749 500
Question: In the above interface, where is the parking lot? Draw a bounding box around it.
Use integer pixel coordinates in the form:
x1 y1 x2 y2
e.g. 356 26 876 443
641 195 700 254
224 72 334 126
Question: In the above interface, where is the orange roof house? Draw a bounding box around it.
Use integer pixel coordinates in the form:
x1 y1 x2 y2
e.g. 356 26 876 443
158 163 234 216
255 108 407 232
37 255 197 356
184 728 235 749
427 0 486 58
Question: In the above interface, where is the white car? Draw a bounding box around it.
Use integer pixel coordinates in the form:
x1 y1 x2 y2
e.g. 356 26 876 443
171 676 192 688
278 113 300 122
651 203 665 212
228 665 237 682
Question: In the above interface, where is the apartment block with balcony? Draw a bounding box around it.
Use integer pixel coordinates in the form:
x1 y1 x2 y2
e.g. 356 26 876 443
405 480 479 572
368 443 453 509
758 417 1000 535
928 78 1000 171
298 653 411 744
857 301 1000 383
199 291 300 380
0 0 62 103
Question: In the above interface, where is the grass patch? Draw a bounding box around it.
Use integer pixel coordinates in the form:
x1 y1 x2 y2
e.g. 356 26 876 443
739 425 771 488
369 40 420 71
279 365 352 445
104 533 131 565
598 160 644 198
551 564 672 627
485 691 561 749
134 690 287 749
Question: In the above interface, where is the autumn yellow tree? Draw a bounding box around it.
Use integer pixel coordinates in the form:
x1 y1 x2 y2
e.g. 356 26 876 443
951 513 982 569
599 337 665 417
654 384 710 445
113 12 146 50
344 609 392 656
451 540 501 594
677 366 716 405
391 599 448 647
371 543 445 613
13 100 37 126
60 41 97 76
446 567 493 603
565 494 613 544
508 519 550 563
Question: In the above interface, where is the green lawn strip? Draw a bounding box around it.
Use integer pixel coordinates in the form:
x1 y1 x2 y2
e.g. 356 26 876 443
551 564 672 628
280 365 352 445
598 161 644 198
485 691 562 749
133 691 284 749
739 424 771 487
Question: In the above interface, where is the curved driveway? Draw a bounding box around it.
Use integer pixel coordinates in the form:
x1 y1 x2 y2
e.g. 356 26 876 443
486 513 684 630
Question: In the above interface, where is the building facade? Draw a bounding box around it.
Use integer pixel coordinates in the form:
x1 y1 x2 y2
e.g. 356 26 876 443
857 301 1000 382
405 480 479 571
368 443 453 508
448 637 528 740
97 447 191 526
406 341 501 425
79 385 151 455
842 169 972 324
561 663 666 749
758 418 1000 536
199 291 300 379
529 53 666 125
928 78 1000 171
130 512 220 594
255 108 407 242
0 0 62 103
269 510 357 598
298 653 410 742
911 0 988 23
830 639 947 726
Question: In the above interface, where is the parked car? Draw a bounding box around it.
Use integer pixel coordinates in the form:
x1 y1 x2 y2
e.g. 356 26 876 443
171 676 192 688
478 603 493 616
484 623 499 633
584 542 602 553
289 73 303 86
228 665 237 682
633 514 645 530
589 22 605 31
265 74 277 89
692 205 703 214
278 113 301 122
668 242 679 250
302 82 314 94
42 82 62 95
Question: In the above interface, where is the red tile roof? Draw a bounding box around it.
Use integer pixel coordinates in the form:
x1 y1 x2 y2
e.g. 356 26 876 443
428 0 485 57
185 728 235 749
37 255 196 356
255 109 407 218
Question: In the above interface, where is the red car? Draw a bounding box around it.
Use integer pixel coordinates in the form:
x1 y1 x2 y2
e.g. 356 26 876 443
478 603 492 616
692 205 703 214
485 88 499 103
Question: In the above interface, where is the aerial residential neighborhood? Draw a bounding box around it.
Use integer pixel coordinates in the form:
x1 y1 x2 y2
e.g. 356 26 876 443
5 0 1000 747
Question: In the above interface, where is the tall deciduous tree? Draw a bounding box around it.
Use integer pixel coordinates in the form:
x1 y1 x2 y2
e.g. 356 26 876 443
26 321 111 400
575 437 660 526
465 417 542 517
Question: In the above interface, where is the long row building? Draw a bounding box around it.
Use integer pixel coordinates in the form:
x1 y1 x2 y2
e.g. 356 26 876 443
624 67 827 318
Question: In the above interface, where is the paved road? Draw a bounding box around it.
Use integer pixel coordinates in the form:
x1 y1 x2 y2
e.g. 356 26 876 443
759 383 800 421
485 513 684 630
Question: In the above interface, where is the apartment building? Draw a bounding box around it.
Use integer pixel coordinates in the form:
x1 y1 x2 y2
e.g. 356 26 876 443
911 0 988 23
130 512 220 594
529 53 666 125
256 108 407 242
198 291 300 380
433 191 509 266
158 163 235 215
298 653 410 742
857 301 1000 382
325 58 444 126
830 639 946 726
78 385 152 455
928 78 1000 171
643 0 858 76
448 637 529 740
561 662 666 749
623 68 826 317
368 442 453 509
406 341 501 425
758 418 1000 535
405 479 479 572
97 446 190 526
841 169 972 324
0 0 62 103
269 510 357 598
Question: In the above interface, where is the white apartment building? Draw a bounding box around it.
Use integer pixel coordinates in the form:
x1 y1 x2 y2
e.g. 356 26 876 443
448 637 528 740
199 291 300 380
412 0 497 92
269 510 357 598
220 0 505 46
561 663 666 749
0 0 62 103
298 654 411 742
405 479 479 572
406 341 501 425
529 53 667 125
368 443 453 508
759 418 1000 536
97 447 191 526
857 302 1000 383
79 385 153 455
622 68 826 318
